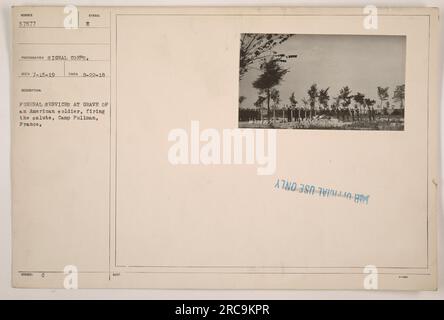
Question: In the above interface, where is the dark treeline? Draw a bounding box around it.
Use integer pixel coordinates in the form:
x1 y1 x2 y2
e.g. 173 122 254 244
239 84 405 123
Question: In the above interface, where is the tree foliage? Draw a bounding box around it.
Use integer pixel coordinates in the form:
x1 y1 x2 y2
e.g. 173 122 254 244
270 89 281 107
377 86 389 108
338 86 352 108
239 95 246 106
254 96 266 109
252 59 288 92
393 84 405 108
252 58 288 121
289 92 298 107
239 33 293 79
364 98 376 108
307 84 318 109
318 87 330 110
301 98 309 109
353 92 365 106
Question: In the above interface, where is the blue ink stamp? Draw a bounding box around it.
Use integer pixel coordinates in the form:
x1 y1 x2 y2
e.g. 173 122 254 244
274 178 370 205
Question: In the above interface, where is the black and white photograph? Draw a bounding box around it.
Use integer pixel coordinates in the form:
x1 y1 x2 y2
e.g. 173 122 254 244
239 34 406 130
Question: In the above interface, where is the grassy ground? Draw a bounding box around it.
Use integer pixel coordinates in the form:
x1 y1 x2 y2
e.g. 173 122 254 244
239 115 404 131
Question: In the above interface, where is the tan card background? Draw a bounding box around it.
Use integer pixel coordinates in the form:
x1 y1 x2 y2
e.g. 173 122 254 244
10 6 439 290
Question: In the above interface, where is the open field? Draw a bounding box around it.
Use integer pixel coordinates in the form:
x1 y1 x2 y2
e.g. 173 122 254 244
239 115 404 131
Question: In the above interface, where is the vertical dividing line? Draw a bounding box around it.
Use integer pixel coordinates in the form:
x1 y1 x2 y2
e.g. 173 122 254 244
114 14 118 268
108 9 112 281
426 15 430 268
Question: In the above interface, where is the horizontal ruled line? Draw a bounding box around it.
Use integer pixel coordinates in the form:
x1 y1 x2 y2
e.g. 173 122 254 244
17 76 110 78
18 26 109 29
19 59 110 62
17 43 110 45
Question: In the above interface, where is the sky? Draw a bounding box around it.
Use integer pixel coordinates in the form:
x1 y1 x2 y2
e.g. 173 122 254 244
239 34 406 109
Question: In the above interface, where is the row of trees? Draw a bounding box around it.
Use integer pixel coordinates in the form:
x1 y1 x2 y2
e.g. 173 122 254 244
240 83 405 122
285 84 405 117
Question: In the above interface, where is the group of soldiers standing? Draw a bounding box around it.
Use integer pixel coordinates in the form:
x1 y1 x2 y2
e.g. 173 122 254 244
283 104 378 123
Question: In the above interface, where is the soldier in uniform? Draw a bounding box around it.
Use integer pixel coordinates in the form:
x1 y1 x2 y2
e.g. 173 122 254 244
371 106 376 121
354 104 360 121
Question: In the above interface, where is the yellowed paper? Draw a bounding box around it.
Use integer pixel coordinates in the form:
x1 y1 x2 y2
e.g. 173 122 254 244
11 6 439 290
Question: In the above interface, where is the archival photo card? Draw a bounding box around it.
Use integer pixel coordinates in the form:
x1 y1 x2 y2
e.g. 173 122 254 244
11 6 438 290
239 34 406 130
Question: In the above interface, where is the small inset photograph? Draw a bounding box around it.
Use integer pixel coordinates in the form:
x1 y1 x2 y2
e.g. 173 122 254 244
239 34 406 130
